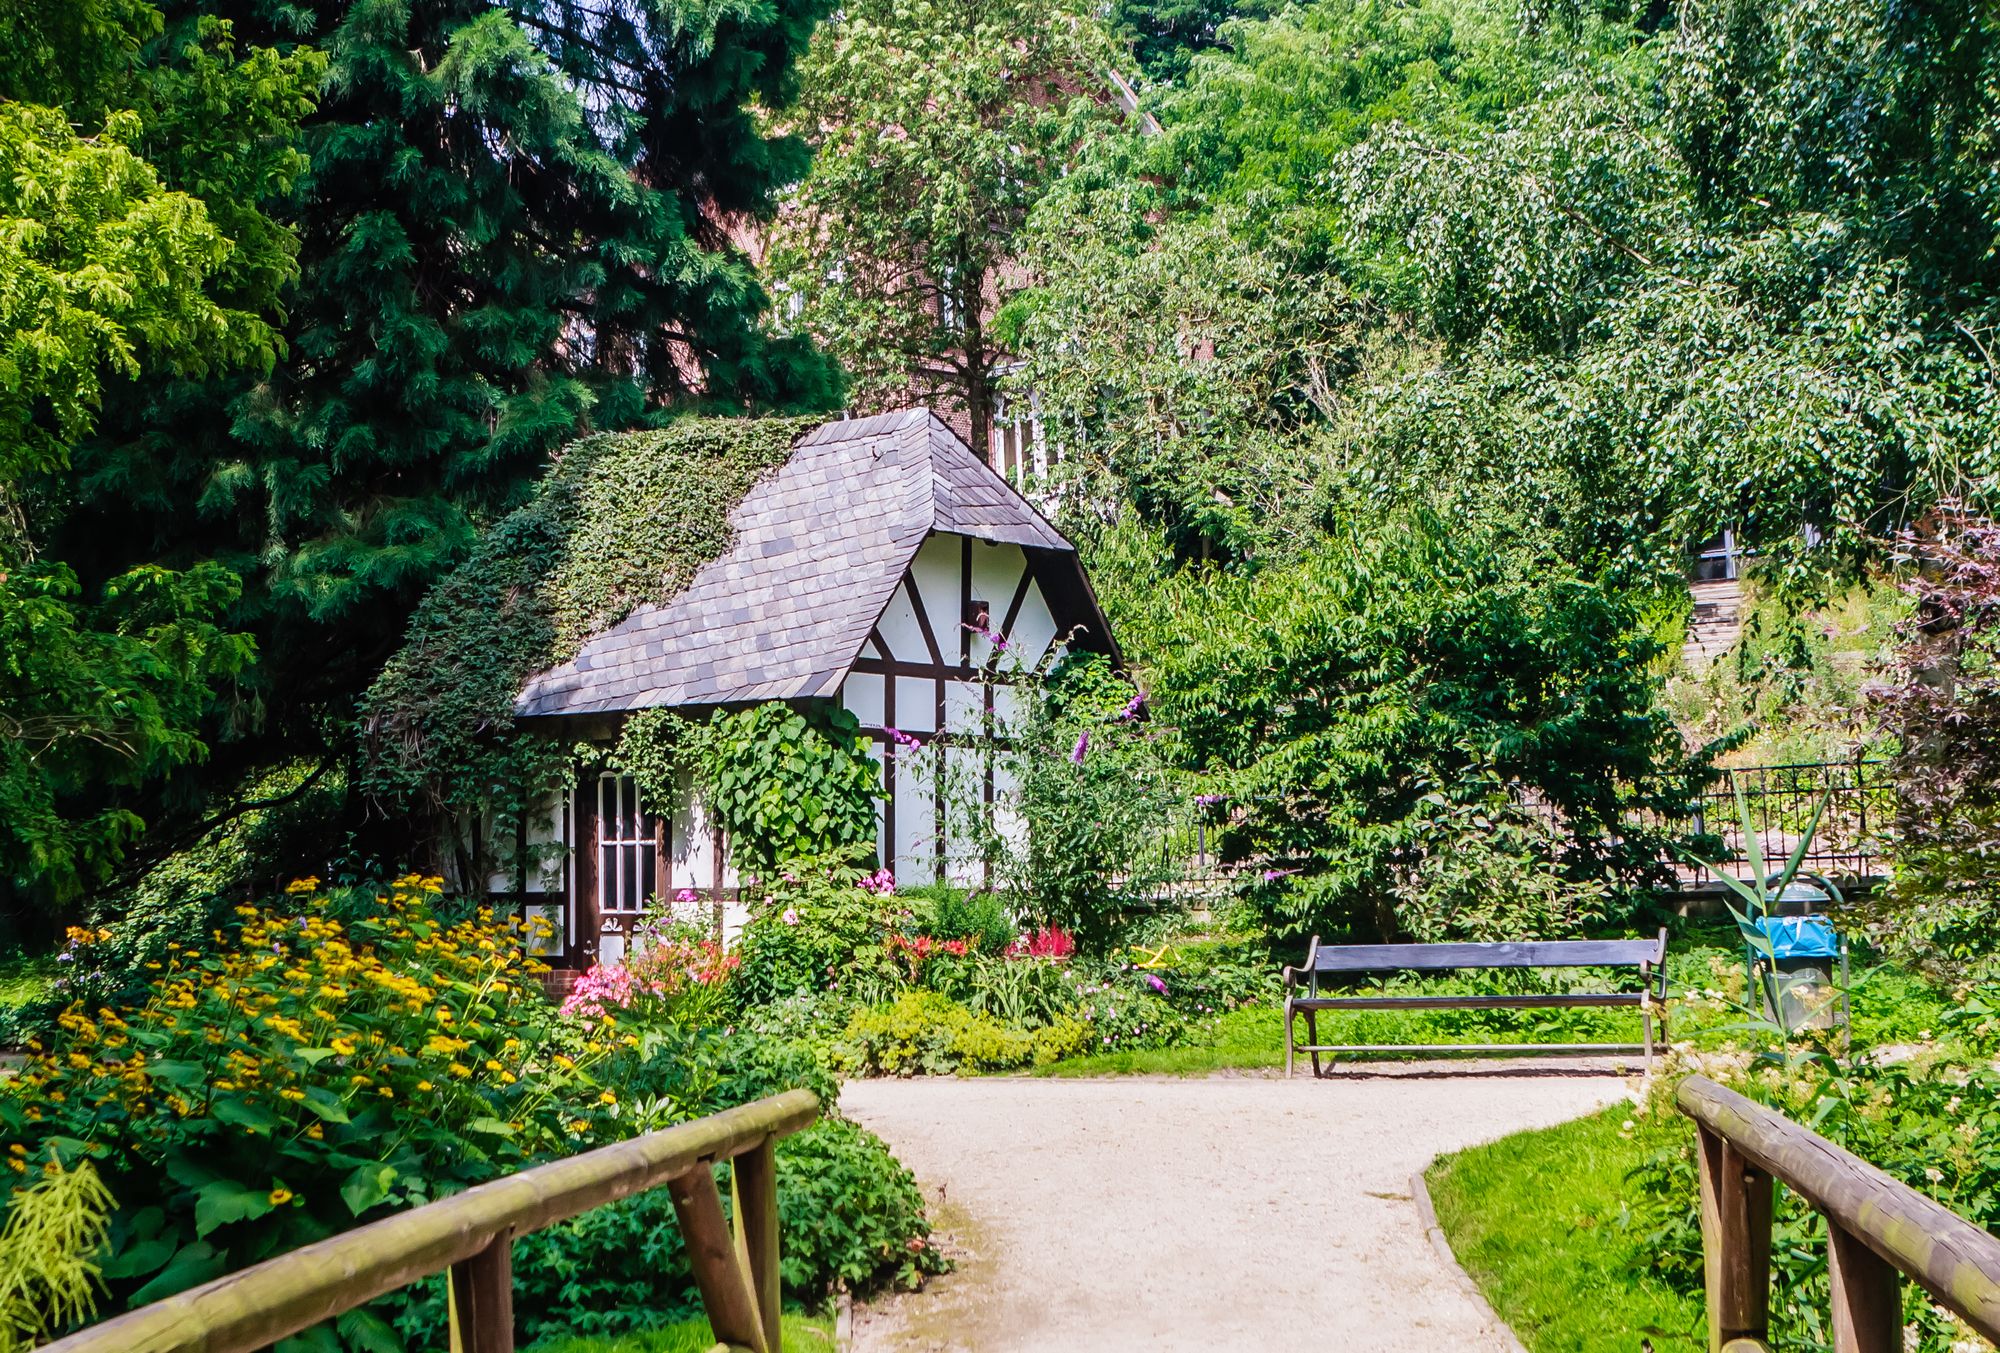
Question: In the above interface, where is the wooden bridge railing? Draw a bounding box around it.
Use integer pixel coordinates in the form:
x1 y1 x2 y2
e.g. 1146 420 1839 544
40 1088 821 1353
1678 1075 2000 1352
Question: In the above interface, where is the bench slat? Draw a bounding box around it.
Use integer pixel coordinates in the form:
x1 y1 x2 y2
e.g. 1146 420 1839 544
1310 939 1659 972
1292 992 1644 1011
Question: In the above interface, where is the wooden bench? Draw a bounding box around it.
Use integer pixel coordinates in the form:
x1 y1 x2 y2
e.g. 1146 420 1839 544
1282 929 1669 1077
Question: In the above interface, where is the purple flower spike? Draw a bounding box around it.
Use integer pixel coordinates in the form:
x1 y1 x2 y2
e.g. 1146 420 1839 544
1117 689 1146 721
1145 974 1169 995
1070 731 1090 764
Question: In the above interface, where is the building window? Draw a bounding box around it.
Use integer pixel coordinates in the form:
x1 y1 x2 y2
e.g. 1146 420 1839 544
595 774 656 913
989 378 1046 486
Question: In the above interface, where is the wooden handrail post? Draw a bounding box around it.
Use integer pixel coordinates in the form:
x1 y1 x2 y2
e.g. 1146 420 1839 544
1697 1123 1772 1352
1828 1224 1901 1352
737 1140 784 1353
669 1164 768 1353
449 1230 514 1353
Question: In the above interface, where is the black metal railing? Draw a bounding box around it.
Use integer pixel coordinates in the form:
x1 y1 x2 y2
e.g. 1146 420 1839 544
1650 760 1890 887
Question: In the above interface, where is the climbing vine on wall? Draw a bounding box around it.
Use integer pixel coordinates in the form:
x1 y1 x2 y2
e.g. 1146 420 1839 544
359 418 813 873
615 702 880 879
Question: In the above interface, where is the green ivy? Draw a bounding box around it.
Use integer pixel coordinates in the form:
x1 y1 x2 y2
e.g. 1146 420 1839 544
617 704 880 881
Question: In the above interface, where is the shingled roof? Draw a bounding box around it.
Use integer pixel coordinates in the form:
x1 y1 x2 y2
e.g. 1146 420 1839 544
513 409 1110 720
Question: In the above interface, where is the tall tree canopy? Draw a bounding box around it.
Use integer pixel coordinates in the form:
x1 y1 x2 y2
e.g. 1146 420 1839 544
766 0 1123 451
24 0 840 909
1017 0 2000 582
0 1 319 905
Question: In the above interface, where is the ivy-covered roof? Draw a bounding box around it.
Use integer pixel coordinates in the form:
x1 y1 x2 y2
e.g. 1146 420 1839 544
514 409 1097 719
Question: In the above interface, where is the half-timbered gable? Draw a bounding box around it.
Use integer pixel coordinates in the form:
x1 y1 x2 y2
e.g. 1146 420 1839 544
502 409 1115 967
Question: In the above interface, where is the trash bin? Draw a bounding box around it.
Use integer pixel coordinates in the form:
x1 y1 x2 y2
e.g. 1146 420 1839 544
1751 913 1848 1031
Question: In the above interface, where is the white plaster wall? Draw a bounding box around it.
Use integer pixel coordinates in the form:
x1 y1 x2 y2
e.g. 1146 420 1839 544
874 579 926 661
911 533 963 657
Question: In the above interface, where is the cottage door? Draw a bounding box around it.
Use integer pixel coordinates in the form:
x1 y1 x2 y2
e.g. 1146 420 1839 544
574 772 666 967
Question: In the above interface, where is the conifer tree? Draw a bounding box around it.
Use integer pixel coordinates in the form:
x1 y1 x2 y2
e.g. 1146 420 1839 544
57 0 838 850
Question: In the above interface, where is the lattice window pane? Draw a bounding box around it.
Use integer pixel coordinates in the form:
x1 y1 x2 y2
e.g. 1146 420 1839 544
596 774 657 914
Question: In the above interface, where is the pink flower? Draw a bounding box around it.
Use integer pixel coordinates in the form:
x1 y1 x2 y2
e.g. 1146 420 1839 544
782 907 800 926
887 727 921 749
1145 973 1169 995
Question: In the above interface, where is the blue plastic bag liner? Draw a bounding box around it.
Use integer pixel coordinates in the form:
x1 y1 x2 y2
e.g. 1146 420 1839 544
1753 915 1841 960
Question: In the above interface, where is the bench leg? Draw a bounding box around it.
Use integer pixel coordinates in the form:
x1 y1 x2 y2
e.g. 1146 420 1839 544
1284 998 1294 1080
1306 1008 1323 1078
1643 1005 1654 1075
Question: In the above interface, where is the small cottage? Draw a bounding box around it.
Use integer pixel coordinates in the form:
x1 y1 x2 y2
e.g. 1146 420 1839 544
483 409 1116 966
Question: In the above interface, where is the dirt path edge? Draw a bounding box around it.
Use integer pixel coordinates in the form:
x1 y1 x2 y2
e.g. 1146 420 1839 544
1410 1165 1530 1353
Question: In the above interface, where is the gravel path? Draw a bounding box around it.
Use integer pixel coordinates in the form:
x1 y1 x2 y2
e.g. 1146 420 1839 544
842 1065 1630 1352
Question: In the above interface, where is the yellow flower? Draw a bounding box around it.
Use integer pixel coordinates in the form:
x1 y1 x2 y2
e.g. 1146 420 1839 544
378 1086 394 1098
598 1091 617 1105
269 1187 294 1205
417 1080 434 1092
306 1124 324 1140
280 1088 306 1102
484 1060 502 1073
449 1063 472 1079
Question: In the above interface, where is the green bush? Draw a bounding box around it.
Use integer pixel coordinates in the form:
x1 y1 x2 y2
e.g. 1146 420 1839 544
999 653 1177 953
733 857 898 1004
901 885 1017 955
396 1117 942 1347
1 881 945 1349
915 952 1080 1027
832 992 1089 1075
1146 514 1708 943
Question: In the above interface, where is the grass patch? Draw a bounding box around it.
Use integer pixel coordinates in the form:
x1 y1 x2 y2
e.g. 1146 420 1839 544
526 1312 836 1352
1426 1106 1702 1352
0 953 54 1009
1034 1006 1284 1076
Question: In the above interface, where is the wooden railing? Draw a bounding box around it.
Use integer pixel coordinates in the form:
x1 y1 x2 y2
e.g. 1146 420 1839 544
40 1088 821 1353
1678 1075 2000 1352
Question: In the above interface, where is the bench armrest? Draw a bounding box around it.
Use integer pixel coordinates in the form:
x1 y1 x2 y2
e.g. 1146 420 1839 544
1283 935 1321 994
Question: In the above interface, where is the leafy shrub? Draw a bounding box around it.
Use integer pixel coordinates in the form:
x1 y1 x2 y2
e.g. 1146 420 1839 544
833 992 1089 1076
734 856 899 1003
1144 939 1278 1016
1069 978 1190 1055
902 884 1017 955
1391 790 1614 943
396 1114 940 1346
1147 515 1708 942
999 653 1178 953
0 877 615 1345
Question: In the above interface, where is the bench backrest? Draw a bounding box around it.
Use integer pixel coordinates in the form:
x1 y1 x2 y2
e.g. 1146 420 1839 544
1306 932 1666 974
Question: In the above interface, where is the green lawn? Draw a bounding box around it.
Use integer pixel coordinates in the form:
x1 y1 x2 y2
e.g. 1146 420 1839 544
0 953 55 1010
526 1312 836 1352
1034 1005 1285 1076
1425 1106 1703 1353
